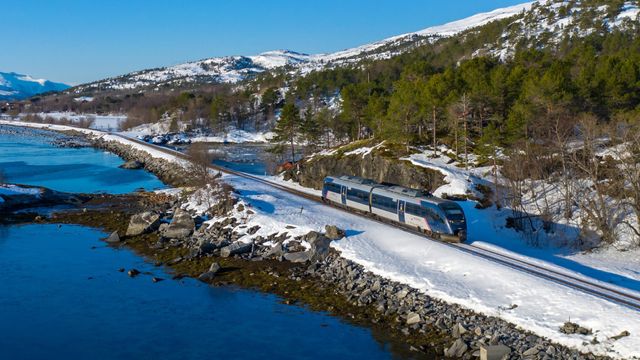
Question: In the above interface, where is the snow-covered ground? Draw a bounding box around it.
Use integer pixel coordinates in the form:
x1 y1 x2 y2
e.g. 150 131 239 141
30 112 127 131
4 120 640 358
122 120 274 144
219 173 640 359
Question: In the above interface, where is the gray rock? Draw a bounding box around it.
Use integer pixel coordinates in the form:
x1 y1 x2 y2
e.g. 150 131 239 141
522 346 539 357
444 339 468 358
220 241 252 258
284 251 311 263
161 209 195 239
325 225 346 240
198 271 216 282
126 212 161 236
306 231 332 261
127 269 140 277
119 160 144 169
105 231 120 243
264 243 285 258
453 323 468 338
406 312 421 325
480 345 510 360
209 262 221 274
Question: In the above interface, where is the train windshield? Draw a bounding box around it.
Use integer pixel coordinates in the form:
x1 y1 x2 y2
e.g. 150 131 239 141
439 203 465 221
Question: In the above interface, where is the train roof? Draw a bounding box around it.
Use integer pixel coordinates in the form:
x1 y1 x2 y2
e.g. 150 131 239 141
328 175 378 186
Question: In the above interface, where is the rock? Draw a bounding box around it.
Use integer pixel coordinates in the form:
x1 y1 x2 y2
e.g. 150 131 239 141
305 231 333 261
264 243 285 258
161 209 195 239
208 262 221 274
444 339 468 358
198 271 216 282
105 231 121 243
406 312 421 325
325 225 346 240
127 269 140 277
610 330 630 341
522 346 539 357
453 323 468 338
220 241 252 258
126 212 161 236
119 160 144 169
480 345 510 360
560 321 592 335
284 251 311 263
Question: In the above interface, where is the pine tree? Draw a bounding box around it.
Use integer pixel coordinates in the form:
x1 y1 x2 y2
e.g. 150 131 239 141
272 102 301 162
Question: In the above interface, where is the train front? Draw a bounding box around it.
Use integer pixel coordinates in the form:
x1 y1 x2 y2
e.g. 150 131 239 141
439 202 467 242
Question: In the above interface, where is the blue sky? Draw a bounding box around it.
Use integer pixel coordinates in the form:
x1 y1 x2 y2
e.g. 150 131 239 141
3 1 526 85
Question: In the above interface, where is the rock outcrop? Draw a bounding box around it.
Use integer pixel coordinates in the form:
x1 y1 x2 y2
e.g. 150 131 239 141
126 212 161 236
283 148 445 191
161 209 195 239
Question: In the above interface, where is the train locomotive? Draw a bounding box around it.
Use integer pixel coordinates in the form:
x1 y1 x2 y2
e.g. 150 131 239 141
321 175 467 242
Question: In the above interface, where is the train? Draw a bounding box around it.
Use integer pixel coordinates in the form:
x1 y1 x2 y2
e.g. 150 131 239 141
321 175 467 242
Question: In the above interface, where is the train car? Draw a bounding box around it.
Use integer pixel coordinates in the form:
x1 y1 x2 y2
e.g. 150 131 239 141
322 176 466 242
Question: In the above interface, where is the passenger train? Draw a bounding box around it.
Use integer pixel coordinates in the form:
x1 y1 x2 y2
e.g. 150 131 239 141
321 175 467 242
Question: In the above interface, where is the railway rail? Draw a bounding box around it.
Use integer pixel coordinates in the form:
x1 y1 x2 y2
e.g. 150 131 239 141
109 133 640 311
110 133 640 312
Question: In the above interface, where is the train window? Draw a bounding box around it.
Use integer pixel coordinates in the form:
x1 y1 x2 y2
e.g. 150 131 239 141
372 194 397 213
347 188 369 205
440 204 464 221
324 182 342 194
405 203 426 217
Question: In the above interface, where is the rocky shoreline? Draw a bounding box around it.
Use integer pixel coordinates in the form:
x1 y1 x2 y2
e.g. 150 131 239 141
8 127 615 359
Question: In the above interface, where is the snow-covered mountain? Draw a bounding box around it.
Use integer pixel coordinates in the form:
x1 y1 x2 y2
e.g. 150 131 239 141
0 72 70 100
69 0 640 94
71 2 534 93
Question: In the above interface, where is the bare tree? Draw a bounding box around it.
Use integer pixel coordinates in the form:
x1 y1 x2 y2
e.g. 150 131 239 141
609 123 640 246
187 143 219 187
569 115 619 245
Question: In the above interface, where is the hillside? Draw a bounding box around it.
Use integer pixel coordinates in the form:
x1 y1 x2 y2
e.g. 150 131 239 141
67 2 533 94
0 72 69 100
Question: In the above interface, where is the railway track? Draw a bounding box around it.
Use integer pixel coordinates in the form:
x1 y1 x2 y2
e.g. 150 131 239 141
110 133 640 311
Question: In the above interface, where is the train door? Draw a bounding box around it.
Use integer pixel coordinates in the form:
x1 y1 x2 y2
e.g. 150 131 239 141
398 200 406 223
341 186 347 205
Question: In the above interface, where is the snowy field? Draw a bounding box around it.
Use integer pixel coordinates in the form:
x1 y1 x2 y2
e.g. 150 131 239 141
32 112 127 131
4 120 639 358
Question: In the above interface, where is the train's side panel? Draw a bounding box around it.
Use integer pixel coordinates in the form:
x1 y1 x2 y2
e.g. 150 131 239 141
326 190 342 204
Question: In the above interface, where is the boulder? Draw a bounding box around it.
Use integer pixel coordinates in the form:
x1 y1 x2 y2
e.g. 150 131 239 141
208 262 221 274
480 345 510 360
452 323 468 338
444 339 468 358
264 243 285 258
324 225 346 240
126 212 161 236
560 321 592 335
220 241 252 258
304 231 331 261
105 231 121 243
284 251 311 263
119 160 144 169
406 312 421 325
161 209 195 239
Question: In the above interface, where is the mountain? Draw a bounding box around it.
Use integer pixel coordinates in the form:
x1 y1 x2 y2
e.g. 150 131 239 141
70 2 534 94
0 72 70 100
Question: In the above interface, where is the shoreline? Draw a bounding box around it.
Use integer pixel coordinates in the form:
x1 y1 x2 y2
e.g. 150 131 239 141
0 121 614 359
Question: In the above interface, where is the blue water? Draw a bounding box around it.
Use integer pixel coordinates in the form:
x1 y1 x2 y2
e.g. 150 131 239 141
0 224 393 360
0 125 165 194
0 127 395 359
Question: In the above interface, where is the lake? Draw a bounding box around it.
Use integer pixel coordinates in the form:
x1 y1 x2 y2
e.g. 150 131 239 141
0 125 396 360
